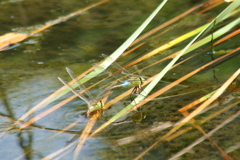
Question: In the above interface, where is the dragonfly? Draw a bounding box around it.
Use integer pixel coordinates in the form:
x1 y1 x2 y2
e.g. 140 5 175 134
102 54 146 101
58 67 115 118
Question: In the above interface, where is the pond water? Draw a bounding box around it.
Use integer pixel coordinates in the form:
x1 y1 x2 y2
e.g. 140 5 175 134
0 0 239 159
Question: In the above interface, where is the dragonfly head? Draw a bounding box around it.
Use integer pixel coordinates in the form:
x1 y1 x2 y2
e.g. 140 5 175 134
87 101 104 117
139 77 145 85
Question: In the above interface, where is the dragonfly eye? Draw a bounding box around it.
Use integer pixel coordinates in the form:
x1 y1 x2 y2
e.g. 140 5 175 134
139 77 143 85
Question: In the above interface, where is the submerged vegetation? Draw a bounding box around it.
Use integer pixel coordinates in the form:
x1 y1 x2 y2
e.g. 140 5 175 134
0 0 239 159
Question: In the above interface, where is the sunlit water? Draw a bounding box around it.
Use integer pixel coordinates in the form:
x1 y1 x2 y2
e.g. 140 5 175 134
0 0 239 159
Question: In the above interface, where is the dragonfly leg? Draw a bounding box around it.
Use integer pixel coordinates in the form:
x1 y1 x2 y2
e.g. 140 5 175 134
136 84 146 98
130 87 138 101
131 85 147 111
130 85 143 100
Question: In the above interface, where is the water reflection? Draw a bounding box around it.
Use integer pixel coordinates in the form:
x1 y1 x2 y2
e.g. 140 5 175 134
0 0 239 159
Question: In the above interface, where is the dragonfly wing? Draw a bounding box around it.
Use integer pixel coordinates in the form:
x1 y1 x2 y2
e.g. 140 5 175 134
102 54 132 76
95 82 116 102
58 77 92 108
66 67 95 102
92 63 112 77
102 54 146 85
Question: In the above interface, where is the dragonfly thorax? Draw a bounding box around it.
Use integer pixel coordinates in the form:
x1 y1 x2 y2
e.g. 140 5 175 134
128 77 145 87
89 101 104 113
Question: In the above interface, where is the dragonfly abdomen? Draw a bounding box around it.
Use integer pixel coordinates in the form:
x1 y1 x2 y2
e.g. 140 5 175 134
122 81 131 87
